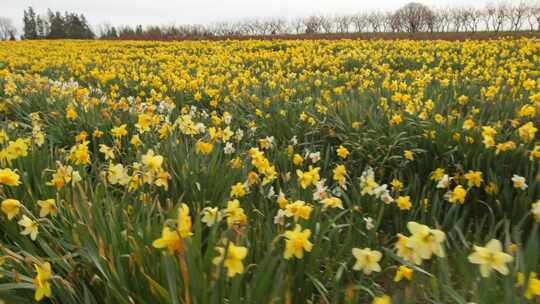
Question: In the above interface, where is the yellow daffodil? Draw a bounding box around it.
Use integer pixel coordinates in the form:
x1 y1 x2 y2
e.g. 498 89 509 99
372 295 391 304
396 195 412 210
336 145 349 158
195 141 214 155
448 185 467 204
333 164 347 187
99 144 115 160
107 163 131 185
430 168 445 181
404 150 414 161
1 198 21 220
395 233 422 265
18 215 39 240
0 168 21 186
464 170 483 188
37 199 57 217
390 179 403 191
518 122 537 142
142 149 163 172
201 207 222 227
406 221 446 261
68 141 91 165
352 247 382 275
468 239 514 278
177 203 193 238
516 272 540 300
33 262 52 301
320 197 343 209
230 182 247 198
283 225 312 259
293 153 304 166
394 265 413 282
296 166 320 189
284 200 312 221
225 199 247 227
152 227 182 253
212 242 248 277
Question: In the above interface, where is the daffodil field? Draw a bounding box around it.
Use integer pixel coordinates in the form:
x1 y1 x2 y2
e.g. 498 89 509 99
0 39 539 303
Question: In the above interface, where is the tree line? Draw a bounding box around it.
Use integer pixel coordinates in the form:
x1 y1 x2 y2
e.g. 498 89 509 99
21 7 94 40
0 2 539 41
0 16 17 40
97 2 540 40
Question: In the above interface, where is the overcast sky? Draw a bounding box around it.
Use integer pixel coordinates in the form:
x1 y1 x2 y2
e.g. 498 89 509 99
2 0 516 31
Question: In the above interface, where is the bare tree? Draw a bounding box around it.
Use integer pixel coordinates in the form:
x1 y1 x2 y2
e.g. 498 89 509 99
303 15 323 34
335 15 352 33
525 4 540 31
320 15 335 33
437 7 453 32
533 3 540 31
0 17 17 40
393 2 435 32
430 10 443 32
367 11 385 32
253 20 272 35
449 8 464 32
469 8 483 32
174 24 210 37
525 5 536 31
351 13 369 33
378 12 389 32
457 7 480 32
238 19 256 35
291 18 305 34
426 9 443 32
508 2 528 31
484 4 495 31
210 21 240 36
491 3 508 32
266 18 288 35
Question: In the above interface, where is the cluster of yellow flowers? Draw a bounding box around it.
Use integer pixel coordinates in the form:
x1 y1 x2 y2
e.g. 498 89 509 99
0 38 539 303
